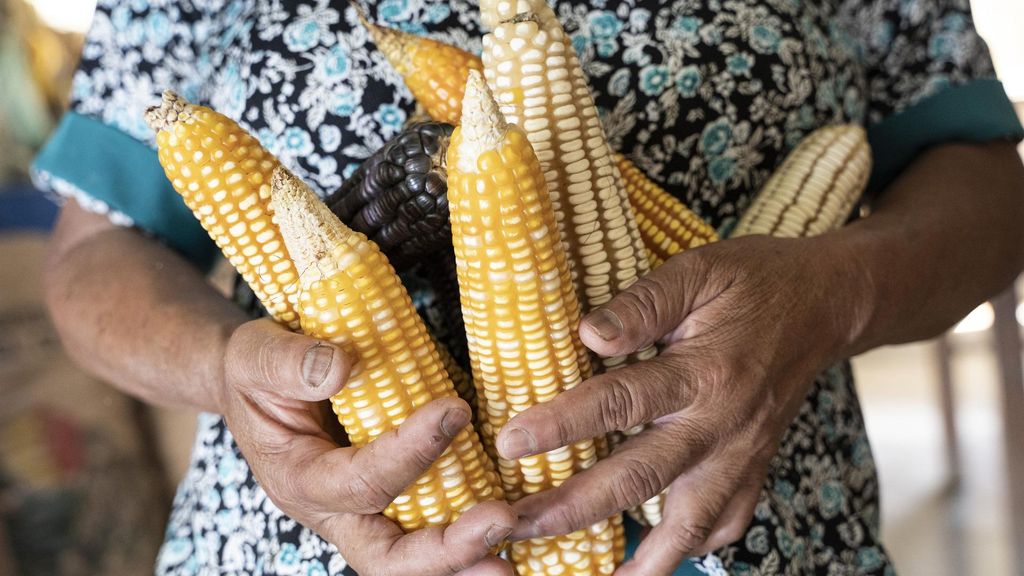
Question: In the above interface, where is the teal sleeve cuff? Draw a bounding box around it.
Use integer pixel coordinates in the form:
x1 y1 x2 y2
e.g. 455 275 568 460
32 111 217 270
867 78 1024 196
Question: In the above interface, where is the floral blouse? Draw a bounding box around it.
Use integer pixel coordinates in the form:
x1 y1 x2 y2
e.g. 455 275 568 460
32 0 1023 574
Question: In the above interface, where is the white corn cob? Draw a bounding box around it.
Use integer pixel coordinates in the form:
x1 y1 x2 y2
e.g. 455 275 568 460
733 125 871 237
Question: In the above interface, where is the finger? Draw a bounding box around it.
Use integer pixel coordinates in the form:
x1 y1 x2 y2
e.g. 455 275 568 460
226 318 352 401
690 480 761 557
324 499 516 576
510 422 710 540
290 397 473 514
615 460 747 576
496 350 696 459
456 556 515 576
579 253 723 358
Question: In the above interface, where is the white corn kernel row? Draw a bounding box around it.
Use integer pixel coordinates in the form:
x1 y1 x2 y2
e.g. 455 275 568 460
733 125 871 238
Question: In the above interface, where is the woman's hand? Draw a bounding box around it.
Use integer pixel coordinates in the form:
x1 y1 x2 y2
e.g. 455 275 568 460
220 318 516 576
493 235 867 574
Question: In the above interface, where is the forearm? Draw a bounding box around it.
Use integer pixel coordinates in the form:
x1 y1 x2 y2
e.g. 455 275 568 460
828 140 1024 357
43 201 247 411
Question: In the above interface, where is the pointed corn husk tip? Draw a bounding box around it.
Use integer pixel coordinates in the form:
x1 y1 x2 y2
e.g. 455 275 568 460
144 89 191 133
353 4 407 64
269 166 348 280
457 70 506 161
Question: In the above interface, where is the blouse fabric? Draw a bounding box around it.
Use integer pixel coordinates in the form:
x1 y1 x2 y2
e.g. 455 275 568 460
32 0 1023 574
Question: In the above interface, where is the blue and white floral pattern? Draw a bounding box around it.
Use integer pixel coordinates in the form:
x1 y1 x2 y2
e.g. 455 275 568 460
52 0 998 574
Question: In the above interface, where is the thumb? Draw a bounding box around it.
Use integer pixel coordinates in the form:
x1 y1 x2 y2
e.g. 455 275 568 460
225 318 353 402
579 253 709 357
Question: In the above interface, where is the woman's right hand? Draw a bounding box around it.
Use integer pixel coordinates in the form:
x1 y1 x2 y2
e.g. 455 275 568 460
220 318 516 576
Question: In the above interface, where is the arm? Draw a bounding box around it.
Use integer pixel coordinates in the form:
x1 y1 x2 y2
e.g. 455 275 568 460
495 140 1024 573
839 140 1024 352
43 201 515 576
44 200 244 411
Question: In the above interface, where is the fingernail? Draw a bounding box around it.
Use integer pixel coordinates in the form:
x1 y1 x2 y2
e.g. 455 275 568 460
585 309 623 341
485 523 513 548
301 344 335 388
501 428 536 459
440 408 470 437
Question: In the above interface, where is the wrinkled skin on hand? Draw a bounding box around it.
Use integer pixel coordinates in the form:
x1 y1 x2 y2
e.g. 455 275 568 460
495 235 867 575
220 319 516 576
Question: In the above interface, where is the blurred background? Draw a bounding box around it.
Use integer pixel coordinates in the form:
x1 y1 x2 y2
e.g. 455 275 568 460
0 0 1022 574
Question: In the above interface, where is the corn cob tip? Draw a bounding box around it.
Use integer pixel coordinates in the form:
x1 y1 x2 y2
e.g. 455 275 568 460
269 167 349 281
456 70 506 167
480 0 547 28
353 5 408 70
348 1 373 29
145 89 192 133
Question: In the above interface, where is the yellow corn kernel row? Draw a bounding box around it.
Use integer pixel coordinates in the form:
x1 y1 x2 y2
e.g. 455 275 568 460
481 2 654 374
355 7 483 126
733 125 871 238
449 71 624 575
615 154 718 267
146 90 300 329
435 336 478 418
268 168 503 532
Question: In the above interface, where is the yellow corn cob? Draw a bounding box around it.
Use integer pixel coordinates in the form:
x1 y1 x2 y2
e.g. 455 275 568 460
269 167 503 531
356 8 483 126
146 90 300 329
616 154 718 267
483 2 668 526
733 125 871 238
449 71 624 575
436 336 478 416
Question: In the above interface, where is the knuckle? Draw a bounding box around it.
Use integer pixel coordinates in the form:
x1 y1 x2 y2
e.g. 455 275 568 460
610 458 665 509
346 467 394 513
540 504 588 536
671 521 713 554
620 278 668 332
598 377 641 431
553 414 574 449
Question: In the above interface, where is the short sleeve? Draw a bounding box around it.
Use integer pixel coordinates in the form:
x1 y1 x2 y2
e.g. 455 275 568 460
31 0 221 268
840 0 1024 193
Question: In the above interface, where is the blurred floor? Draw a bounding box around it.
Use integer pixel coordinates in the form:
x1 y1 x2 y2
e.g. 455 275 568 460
854 336 1015 576
0 226 170 574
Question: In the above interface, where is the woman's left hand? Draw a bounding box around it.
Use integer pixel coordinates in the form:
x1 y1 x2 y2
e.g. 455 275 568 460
495 234 869 575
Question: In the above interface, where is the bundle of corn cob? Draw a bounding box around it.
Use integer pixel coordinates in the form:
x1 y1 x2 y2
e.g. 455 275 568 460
355 7 482 126
449 71 623 575
615 154 718 267
145 90 301 329
325 121 455 270
355 12 715 271
147 91 503 533
732 125 870 237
